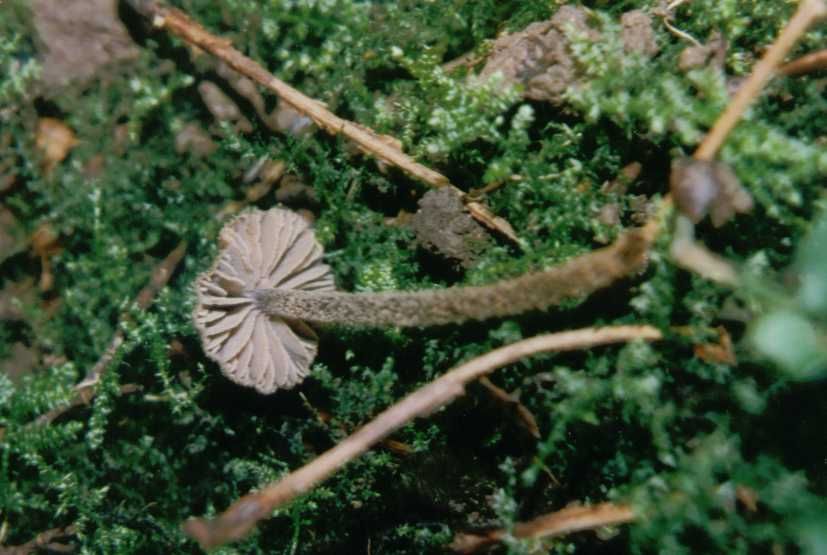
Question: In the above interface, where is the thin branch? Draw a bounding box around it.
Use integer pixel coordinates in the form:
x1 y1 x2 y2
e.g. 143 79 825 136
127 0 449 188
779 48 827 75
124 0 521 243
450 502 635 554
75 240 188 391
182 325 662 549
693 0 827 161
669 0 827 283
478 376 540 439
32 384 143 428
0 524 77 555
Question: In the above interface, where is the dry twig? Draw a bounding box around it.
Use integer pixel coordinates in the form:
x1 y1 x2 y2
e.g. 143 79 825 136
671 0 827 282
182 325 662 549
0 524 77 555
780 48 827 75
124 0 520 243
693 0 827 161
478 376 540 439
128 0 448 187
450 502 635 554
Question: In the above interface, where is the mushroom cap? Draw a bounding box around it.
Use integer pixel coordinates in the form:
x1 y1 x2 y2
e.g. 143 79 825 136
194 208 335 394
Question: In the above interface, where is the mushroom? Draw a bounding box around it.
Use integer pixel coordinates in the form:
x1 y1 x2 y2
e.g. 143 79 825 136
194 209 335 393
195 208 651 394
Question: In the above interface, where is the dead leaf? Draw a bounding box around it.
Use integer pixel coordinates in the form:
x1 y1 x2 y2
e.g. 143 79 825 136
735 485 759 512
198 81 253 133
382 439 414 456
670 158 753 227
35 118 78 172
175 122 217 157
694 326 737 365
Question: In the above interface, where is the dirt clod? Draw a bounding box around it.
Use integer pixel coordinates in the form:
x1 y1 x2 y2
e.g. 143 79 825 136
621 10 659 57
410 188 491 269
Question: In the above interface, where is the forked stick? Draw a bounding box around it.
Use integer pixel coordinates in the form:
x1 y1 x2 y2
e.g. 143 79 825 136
693 0 827 161
182 325 662 549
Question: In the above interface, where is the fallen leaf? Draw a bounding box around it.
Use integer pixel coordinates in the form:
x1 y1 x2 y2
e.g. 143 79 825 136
30 222 62 292
35 118 78 172
198 81 254 133
694 326 737 365
670 158 753 227
175 122 217 157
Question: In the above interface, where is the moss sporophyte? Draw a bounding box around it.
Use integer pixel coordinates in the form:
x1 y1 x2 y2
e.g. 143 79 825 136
194 208 651 393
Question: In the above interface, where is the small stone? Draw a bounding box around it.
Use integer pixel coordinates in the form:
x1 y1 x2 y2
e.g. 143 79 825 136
479 5 596 105
175 122 217 157
32 0 140 90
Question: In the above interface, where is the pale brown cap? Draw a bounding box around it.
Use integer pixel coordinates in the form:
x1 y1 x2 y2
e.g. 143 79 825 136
194 208 335 393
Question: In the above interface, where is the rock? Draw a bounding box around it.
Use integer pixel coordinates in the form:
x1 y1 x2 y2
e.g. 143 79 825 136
32 0 140 90
479 6 592 105
175 122 217 157
480 6 659 105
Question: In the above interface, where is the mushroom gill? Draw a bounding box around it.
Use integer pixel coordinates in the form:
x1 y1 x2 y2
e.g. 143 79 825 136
193 208 334 394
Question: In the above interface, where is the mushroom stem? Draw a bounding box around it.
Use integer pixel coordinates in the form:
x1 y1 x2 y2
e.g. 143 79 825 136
252 228 650 327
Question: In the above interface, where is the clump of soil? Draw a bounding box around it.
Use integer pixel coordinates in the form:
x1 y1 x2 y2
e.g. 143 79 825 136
479 5 657 105
410 187 491 269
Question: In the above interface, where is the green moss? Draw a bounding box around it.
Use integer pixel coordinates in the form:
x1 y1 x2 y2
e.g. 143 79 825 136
2 1 826 553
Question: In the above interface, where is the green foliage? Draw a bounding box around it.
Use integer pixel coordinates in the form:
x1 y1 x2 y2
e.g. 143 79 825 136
1 1 826 553
747 207 827 380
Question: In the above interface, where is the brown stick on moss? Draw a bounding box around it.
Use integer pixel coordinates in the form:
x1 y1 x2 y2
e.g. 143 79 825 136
182 325 663 549
126 0 448 187
124 0 520 243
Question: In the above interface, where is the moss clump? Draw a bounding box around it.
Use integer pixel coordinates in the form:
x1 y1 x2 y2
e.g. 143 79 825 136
1 1 826 553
